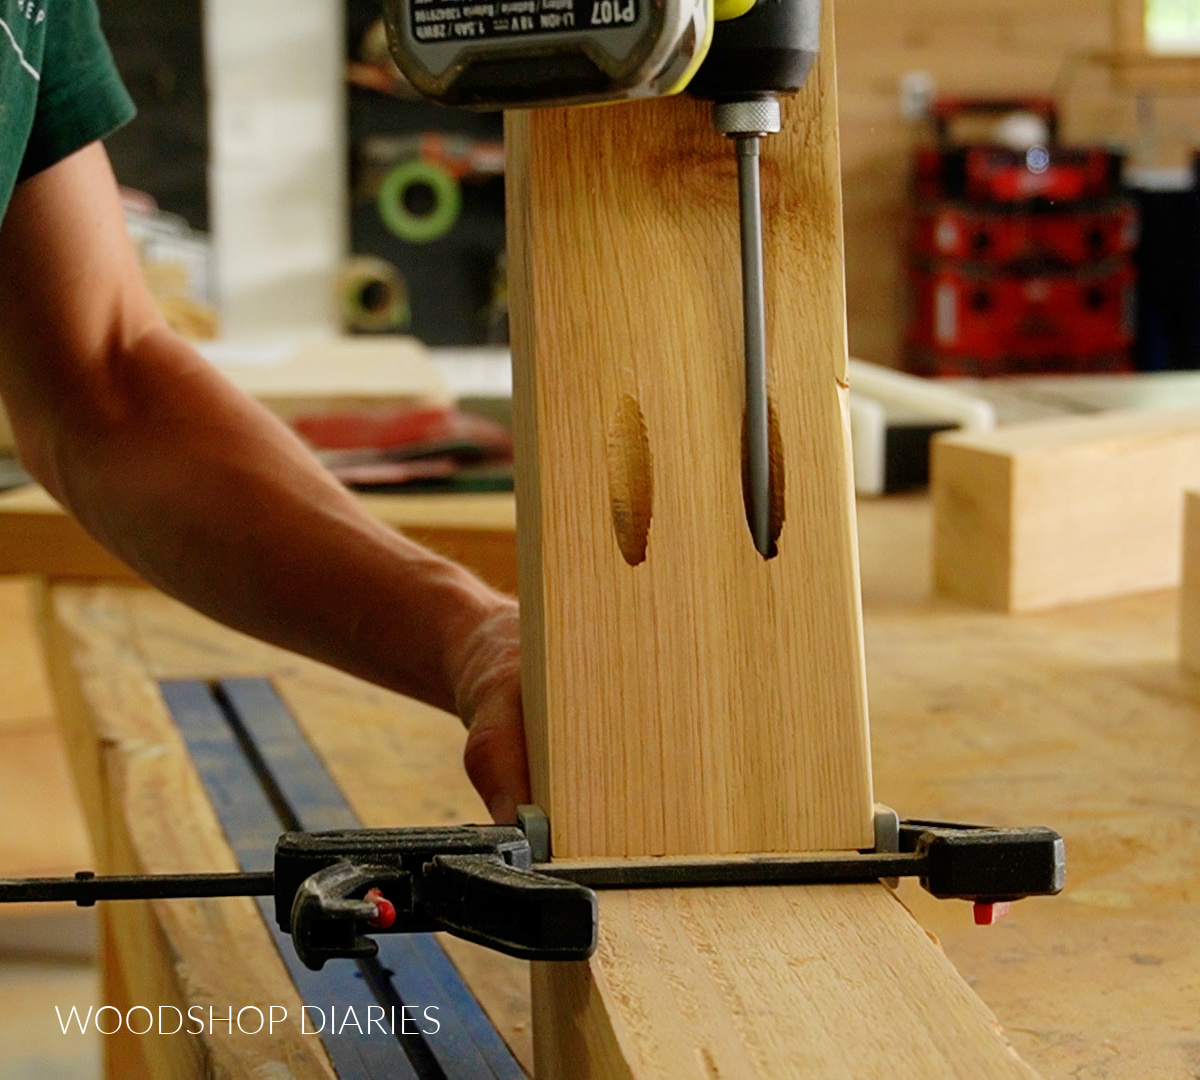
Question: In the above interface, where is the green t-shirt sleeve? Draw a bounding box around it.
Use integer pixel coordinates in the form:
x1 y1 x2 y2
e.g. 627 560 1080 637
17 0 136 182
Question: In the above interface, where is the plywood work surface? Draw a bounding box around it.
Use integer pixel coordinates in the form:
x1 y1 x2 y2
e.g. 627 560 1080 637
862 497 1200 1079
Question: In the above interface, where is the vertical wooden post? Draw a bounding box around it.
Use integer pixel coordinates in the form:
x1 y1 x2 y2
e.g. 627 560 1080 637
1113 0 1146 57
507 4 1041 1076
507 2 873 862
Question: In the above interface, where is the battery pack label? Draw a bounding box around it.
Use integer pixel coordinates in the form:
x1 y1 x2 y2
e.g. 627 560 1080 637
411 0 638 41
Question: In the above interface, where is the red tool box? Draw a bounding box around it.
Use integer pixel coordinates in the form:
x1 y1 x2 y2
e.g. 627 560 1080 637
905 260 1136 377
904 98 1137 377
910 200 1138 268
914 98 1124 205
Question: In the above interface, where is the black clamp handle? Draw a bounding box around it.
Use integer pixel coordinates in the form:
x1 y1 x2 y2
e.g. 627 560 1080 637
277 827 597 971
900 820 1066 903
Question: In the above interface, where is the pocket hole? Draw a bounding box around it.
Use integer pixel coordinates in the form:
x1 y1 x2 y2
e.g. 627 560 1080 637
607 394 653 566
742 395 785 560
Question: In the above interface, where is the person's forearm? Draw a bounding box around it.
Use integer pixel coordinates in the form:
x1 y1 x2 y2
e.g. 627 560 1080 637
29 325 503 714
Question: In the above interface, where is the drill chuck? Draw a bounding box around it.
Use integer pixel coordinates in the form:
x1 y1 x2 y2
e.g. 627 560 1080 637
714 97 781 137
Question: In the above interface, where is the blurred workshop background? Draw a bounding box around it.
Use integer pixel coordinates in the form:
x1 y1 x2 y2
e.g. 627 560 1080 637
3 0 1200 1076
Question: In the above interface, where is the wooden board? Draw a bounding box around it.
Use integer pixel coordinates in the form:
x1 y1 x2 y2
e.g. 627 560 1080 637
932 408 1200 612
502 4 1043 1074
1180 489 1200 673
506 13 873 861
0 485 518 594
40 584 533 1076
534 885 1038 1079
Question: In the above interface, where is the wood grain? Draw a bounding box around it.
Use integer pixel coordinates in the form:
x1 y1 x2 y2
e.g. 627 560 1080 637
1180 489 1200 673
39 584 340 1078
39 583 533 1075
506 1 873 860
866 495 1200 1080
932 408 1200 611
535 885 1038 1080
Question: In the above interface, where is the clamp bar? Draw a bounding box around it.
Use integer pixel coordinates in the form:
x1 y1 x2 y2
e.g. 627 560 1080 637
537 852 923 890
0 871 274 906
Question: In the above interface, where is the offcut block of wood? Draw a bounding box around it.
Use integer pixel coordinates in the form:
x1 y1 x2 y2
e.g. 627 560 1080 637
1180 490 1200 673
932 408 1200 612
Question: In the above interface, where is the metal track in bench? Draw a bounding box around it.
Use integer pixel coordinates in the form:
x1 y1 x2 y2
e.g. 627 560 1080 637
161 677 524 1080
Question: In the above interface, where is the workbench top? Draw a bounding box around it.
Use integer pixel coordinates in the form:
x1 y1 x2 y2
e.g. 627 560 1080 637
40 495 1200 1078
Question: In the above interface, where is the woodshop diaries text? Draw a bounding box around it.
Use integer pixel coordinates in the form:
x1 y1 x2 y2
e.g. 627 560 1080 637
54 1004 442 1036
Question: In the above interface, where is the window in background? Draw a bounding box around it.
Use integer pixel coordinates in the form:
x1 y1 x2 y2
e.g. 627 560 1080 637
1146 0 1200 55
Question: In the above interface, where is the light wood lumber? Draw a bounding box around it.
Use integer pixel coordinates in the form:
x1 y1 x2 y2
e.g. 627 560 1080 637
39 583 533 1075
535 885 1038 1080
0 485 518 593
506 4 872 860
1180 489 1200 672
505 3 1042 1075
932 408 1200 612
38 584 340 1078
0 577 55 729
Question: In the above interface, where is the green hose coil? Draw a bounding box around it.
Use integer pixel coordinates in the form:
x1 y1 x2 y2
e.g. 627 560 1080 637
377 159 462 243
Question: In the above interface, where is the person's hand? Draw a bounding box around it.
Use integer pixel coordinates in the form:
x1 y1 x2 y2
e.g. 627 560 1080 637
450 601 530 823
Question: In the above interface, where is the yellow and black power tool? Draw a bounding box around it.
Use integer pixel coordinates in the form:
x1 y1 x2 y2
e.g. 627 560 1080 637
384 0 822 557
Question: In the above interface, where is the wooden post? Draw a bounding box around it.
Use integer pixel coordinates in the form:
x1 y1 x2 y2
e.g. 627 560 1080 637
506 7 872 864
1113 0 1146 57
506 4 1041 1075
508 3 1043 1075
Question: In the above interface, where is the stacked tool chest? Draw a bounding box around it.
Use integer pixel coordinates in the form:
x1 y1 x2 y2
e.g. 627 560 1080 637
905 99 1137 378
